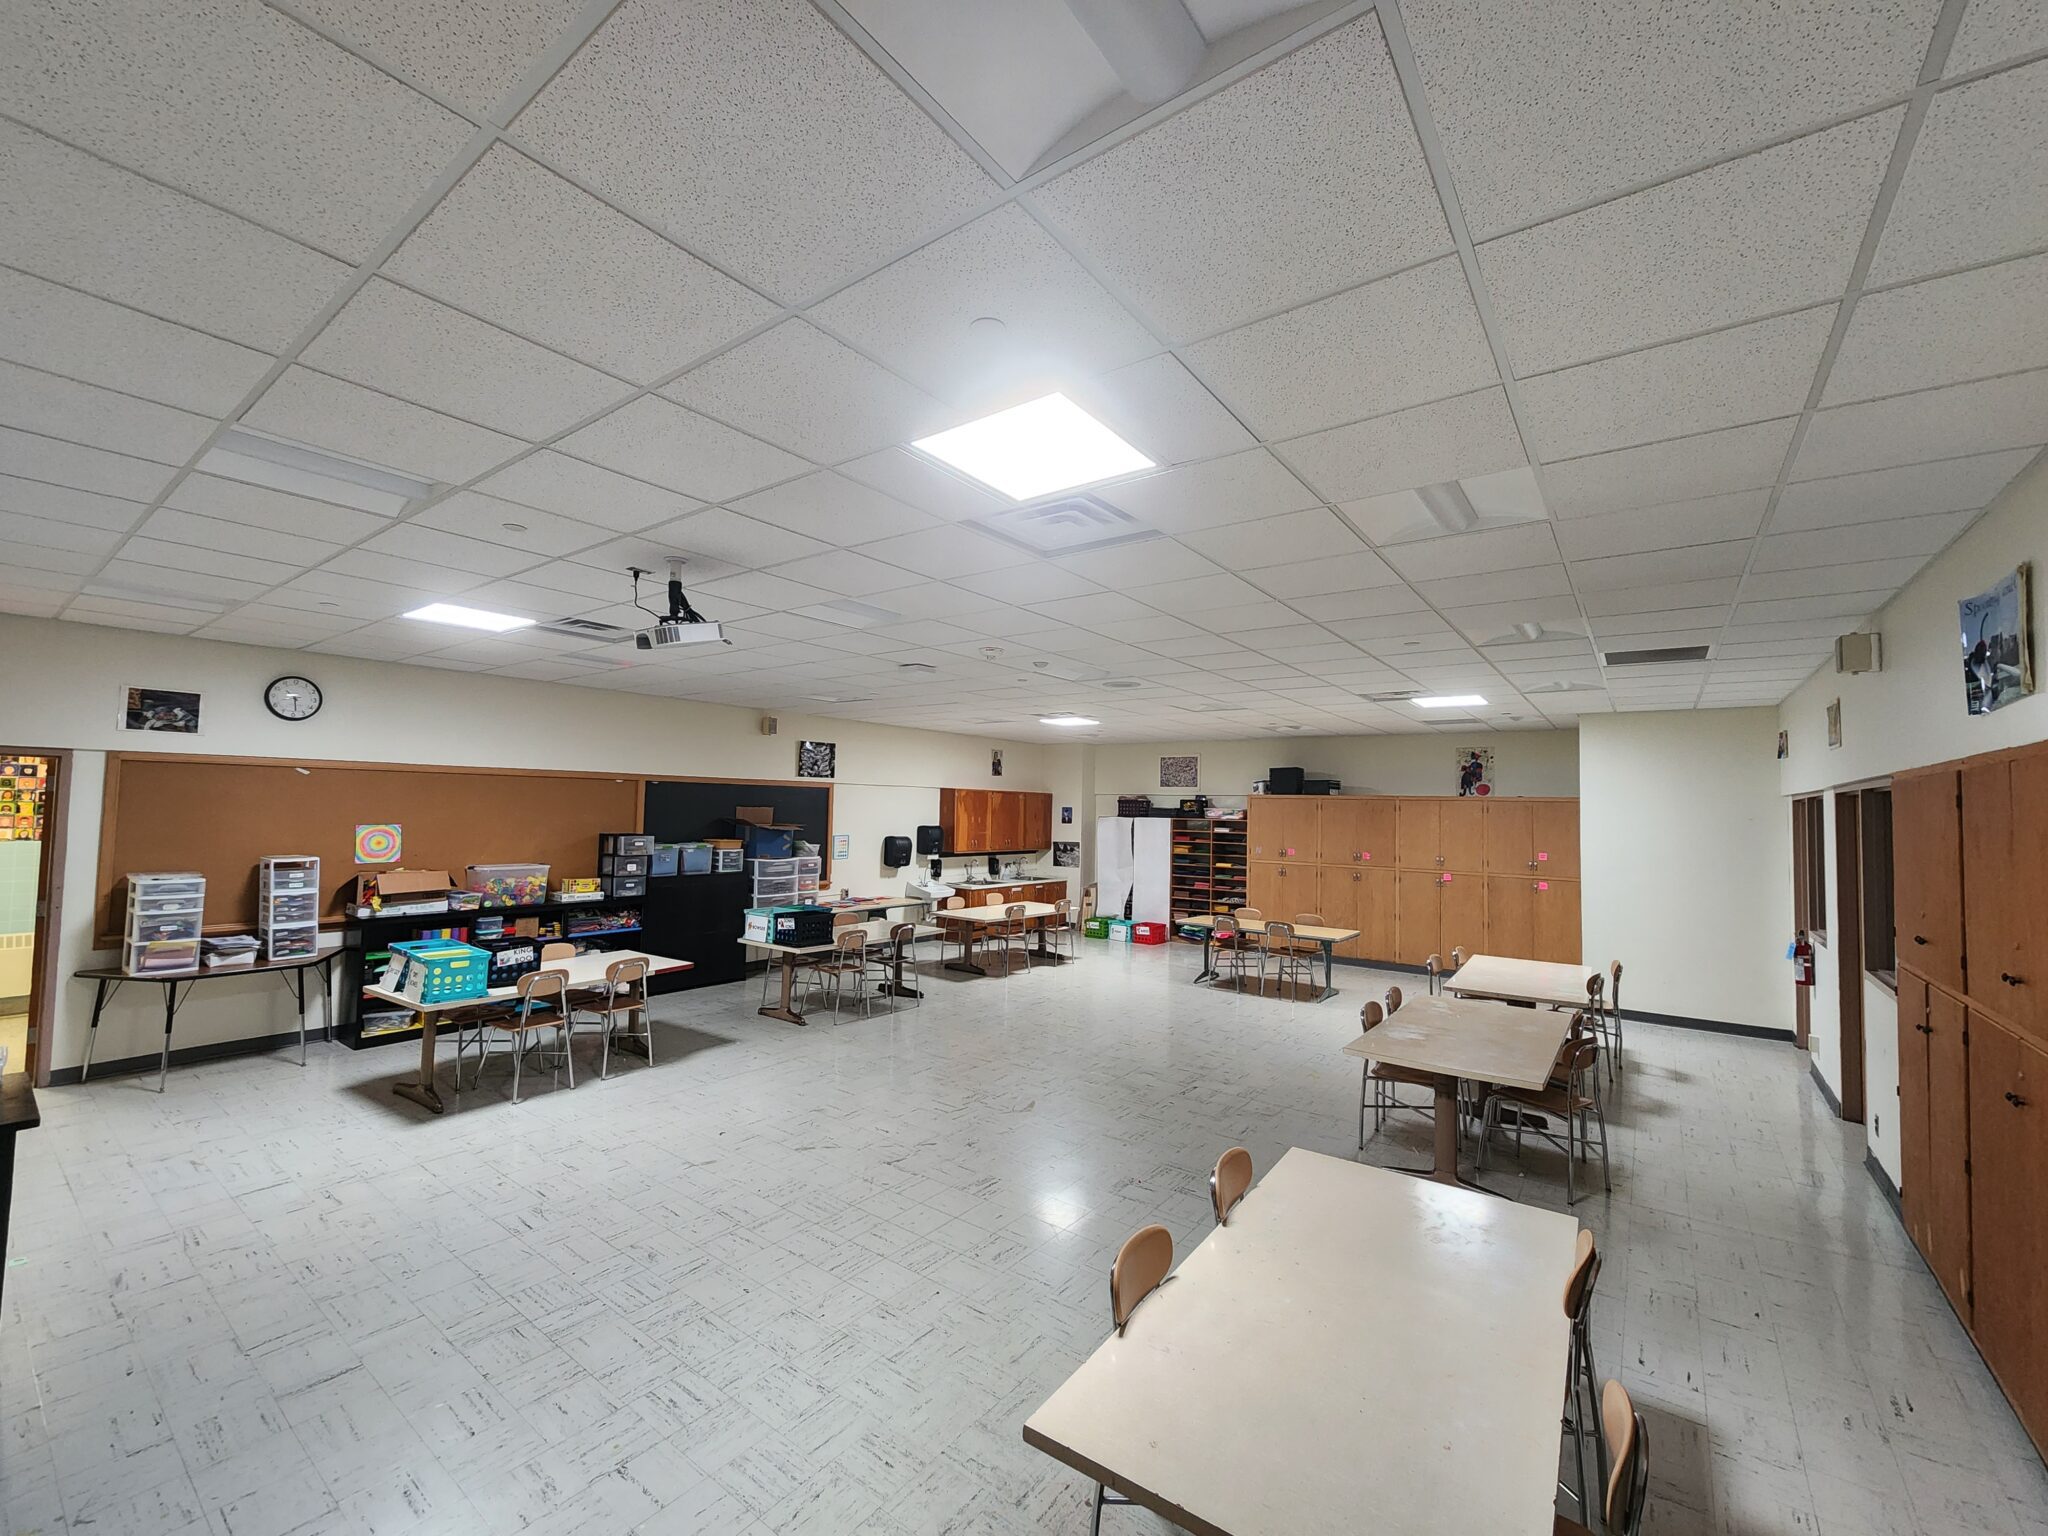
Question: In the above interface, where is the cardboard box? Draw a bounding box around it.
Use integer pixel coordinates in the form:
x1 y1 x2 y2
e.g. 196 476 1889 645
724 806 803 860
352 868 454 917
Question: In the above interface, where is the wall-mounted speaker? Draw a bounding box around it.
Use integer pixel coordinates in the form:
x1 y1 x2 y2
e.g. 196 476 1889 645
915 824 943 855
760 715 778 735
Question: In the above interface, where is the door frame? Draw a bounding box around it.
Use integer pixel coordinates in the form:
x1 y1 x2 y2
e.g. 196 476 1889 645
1833 790 1867 1122
2 746 69 1088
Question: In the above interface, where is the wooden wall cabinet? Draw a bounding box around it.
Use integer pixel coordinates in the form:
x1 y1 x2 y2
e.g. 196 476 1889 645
1246 861 1321 924
1323 865 1395 960
1320 798 1396 867
1249 797 1322 862
1969 1016 2048 1450
940 789 1054 854
1894 769 1965 993
1397 799 1485 872
1963 754 2048 1037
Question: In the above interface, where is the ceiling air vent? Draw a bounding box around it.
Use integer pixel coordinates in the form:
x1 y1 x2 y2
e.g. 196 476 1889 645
1361 689 1422 703
1099 679 1145 690
535 616 633 643
974 495 1154 555
1603 645 1710 666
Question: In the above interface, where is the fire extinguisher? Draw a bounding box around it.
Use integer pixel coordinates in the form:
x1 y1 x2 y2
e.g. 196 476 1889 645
1792 931 1815 987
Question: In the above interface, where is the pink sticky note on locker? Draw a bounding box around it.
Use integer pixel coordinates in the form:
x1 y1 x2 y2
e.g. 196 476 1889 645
1537 880 1550 891
1442 874 1453 882
1537 851 1549 861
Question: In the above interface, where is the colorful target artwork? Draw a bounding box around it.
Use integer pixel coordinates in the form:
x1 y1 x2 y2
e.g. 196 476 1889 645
354 823 403 863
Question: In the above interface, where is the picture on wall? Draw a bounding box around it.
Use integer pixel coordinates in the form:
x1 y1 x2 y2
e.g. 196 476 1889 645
1777 730 1789 760
1959 563 2034 715
1455 748 1494 796
122 686 201 733
796 740 836 778
1158 755 1198 789
1826 699 1842 749
1053 841 1080 868
354 823 403 864
991 749 1004 778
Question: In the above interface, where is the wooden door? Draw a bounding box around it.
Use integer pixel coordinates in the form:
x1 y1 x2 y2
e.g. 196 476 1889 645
988 792 1025 852
1533 879 1582 964
1897 971 1933 1259
1970 1019 2048 1448
1320 865 1362 959
1439 871 1486 961
1269 798 1322 863
944 788 988 854
1394 869 1440 965
2006 751 2048 1036
1834 791 1867 1124
1484 801 1534 875
1487 875 1535 958
1532 801 1581 880
1021 793 1052 850
1926 986 1973 1320
1354 866 1395 961
1963 760 2019 1015
1271 864 1323 930
1395 800 1439 868
1895 771 1964 993
1245 861 1286 918
1321 798 1396 868
1440 799 1486 872
1248 797 1284 861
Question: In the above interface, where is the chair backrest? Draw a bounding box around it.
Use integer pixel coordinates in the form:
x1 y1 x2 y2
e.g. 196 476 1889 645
1004 903 1026 919
1384 984 1403 1013
1360 999 1384 1030
1562 1228 1600 1321
1109 1224 1173 1332
540 941 575 962
518 967 568 1018
889 921 916 956
604 955 648 1001
943 896 966 910
981 891 1004 906
1294 912 1323 927
1609 960 1623 1013
1585 972 1605 1008
1210 1147 1253 1226
1235 907 1263 928
1263 920 1295 949
834 927 868 954
1054 898 1070 918
833 910 864 928
1600 1379 1649 1534
1425 952 1441 977
1450 946 1466 968
1561 1034 1600 1089
1215 914 1239 940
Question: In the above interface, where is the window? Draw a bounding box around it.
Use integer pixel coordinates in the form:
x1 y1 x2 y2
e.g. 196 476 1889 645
1861 787 1895 984
1792 794 1827 938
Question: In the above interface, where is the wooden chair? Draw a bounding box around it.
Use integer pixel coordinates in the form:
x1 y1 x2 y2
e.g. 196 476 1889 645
1212 913 1255 988
807 927 884 1022
886 922 921 1008
1043 898 1079 963
1289 912 1325 957
1478 1030 1610 1204
994 903 1035 974
1093 1225 1175 1534
1450 945 1467 970
540 941 574 962
466 967 571 1103
1557 1380 1648 1536
1258 920 1315 996
1425 952 1442 995
569 955 651 1078
1357 998 1444 1145
1607 961 1625 1076
938 895 976 972
1384 984 1404 1013
1210 1147 1253 1225
1558 1230 1611 1519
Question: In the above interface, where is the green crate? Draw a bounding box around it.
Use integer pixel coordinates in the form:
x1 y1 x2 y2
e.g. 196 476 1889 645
1083 916 1111 939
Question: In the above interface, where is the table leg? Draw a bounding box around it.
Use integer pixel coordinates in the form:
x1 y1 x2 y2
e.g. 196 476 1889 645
284 967 307 1066
1428 1077 1461 1182
81 978 112 1082
158 980 179 1092
884 947 922 1000
1194 929 1218 984
1319 942 1338 1002
0 1130 13 1316
943 925 991 976
321 957 335 1044
759 954 808 1026
393 1007 444 1114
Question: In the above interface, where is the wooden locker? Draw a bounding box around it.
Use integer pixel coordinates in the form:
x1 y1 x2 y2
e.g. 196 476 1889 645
1266 862 1321 926
988 792 1025 852
1440 800 1486 872
1439 870 1485 962
1926 986 1974 1321
1320 865 1360 959
1324 865 1393 960
1483 801 1534 874
1021 794 1052 850
1249 797 1321 861
2005 751 2048 1036
1321 797 1396 867
1532 801 1581 881
1396 799 1440 868
942 788 988 854
1245 861 1285 918
1969 1017 2048 1452
1247 797 1283 861
1487 876 1535 958
1395 869 1441 966
1897 971 1933 1260
1533 879 1582 965
1893 771 1964 994
1963 759 2022 1020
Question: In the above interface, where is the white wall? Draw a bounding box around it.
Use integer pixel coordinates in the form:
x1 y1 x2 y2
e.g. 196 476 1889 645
1580 709 1795 1031
0 614 1079 1075
1778 452 2048 1164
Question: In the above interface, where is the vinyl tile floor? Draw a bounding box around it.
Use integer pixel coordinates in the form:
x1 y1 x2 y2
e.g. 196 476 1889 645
1 943 2042 1536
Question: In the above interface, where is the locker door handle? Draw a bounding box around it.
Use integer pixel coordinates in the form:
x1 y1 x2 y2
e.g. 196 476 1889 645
1912 935 1928 945
2001 972 2024 986
1916 1022 1933 1034
2007 1092 2030 1108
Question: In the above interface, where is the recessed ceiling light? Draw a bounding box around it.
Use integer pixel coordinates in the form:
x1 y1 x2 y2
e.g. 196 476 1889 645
1040 715 1100 727
1415 481 1479 534
1413 694 1487 708
403 602 535 633
197 427 435 517
912 393 1153 501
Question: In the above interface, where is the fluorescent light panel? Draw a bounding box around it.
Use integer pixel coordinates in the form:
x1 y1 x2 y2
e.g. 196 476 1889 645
197 428 436 517
403 602 535 633
912 393 1153 501
1413 694 1487 708
1040 714 1100 726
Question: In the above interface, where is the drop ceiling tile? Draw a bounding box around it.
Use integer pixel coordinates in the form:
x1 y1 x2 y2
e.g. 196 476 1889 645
697 570 846 614
1086 613 1210 645
810 205 1155 404
122 534 301 587
303 279 626 440
954 564 1103 605
0 510 123 556
853 523 1033 579
1276 388 1526 504
1098 449 1321 535
1065 354 1255 468
512 0 992 301
1755 510 1974 569
761 549 915 599
1793 369 2048 479
1382 522 1563 582
66 594 214 630
732 472 939 547
1555 491 1771 559
554 396 809 502
1033 14 1449 340
1824 252 2048 406
1945 0 2048 72
1868 61 2048 285
1181 507 1373 570
1731 591 1892 623
414 490 610 558
0 473 143 530
0 537 104 576
386 147 776 385
1451 595 1588 640
1740 556 1929 599
1771 448 2033 528
165 473 388 543
356 521 537 576
0 0 473 260
0 426 176 500
135 506 339 566
1206 599 1313 633
839 448 1010 522
1052 538 1225 589
0 585 69 615
287 0 585 115
1543 418 1797 518
277 572 460 617
1131 572 1274 613
246 367 524 483
473 450 700 533
0 364 218 472
638 506 829 571
662 320 950 463
1403 0 1934 236
1519 306 1834 461
1026 591 1165 628
1183 257 1497 440
868 581 990 622
1413 564 1573 607
1573 542 1753 592
1580 579 1741 615
1291 585 1433 624
1479 111 1898 375
95 559 267 604
1244 551 1406 600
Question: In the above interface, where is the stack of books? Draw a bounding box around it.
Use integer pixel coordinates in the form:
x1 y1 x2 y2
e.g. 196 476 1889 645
202 935 260 968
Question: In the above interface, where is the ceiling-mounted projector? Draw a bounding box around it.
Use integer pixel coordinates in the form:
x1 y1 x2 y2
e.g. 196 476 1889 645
630 557 728 648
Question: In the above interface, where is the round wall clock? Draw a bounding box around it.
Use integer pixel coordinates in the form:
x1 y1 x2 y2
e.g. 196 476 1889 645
265 675 323 721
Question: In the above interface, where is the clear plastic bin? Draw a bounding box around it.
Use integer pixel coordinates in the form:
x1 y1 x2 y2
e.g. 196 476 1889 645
752 874 799 900
127 939 200 974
